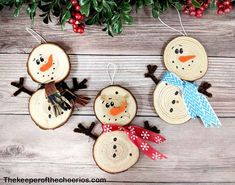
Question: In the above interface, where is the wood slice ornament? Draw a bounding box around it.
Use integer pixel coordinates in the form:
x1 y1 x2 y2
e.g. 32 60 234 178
94 85 137 126
93 130 139 173
74 64 167 174
155 36 206 124
11 30 90 130
29 89 72 129
27 43 72 129
27 43 70 84
93 85 139 173
145 36 220 127
164 36 208 81
153 81 190 124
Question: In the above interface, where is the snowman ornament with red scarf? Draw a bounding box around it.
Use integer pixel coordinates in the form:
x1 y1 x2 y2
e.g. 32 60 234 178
11 43 90 129
74 70 167 173
145 36 220 127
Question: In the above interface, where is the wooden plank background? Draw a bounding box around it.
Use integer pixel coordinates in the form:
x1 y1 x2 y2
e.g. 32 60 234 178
0 7 235 185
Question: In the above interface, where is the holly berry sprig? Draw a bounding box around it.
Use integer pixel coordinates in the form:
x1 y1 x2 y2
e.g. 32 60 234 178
216 0 233 14
68 0 85 34
182 0 233 18
183 0 211 18
0 0 234 36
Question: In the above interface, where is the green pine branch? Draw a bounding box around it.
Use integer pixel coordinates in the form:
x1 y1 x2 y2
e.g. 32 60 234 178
0 0 233 36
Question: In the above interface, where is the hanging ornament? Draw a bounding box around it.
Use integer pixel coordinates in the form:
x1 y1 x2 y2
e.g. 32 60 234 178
145 9 220 127
74 63 167 174
11 28 90 129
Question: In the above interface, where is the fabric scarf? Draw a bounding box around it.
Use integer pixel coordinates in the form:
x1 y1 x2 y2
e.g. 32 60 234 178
162 71 221 127
102 124 167 160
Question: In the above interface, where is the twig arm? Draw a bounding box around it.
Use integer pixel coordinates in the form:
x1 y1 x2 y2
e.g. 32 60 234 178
144 65 160 85
144 121 160 133
72 78 88 91
74 122 98 140
11 77 34 96
198 81 212 98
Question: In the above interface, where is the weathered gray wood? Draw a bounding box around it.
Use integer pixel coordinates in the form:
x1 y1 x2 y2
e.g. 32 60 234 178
0 115 234 183
0 5 235 185
1 54 234 117
0 9 234 57
0 181 232 185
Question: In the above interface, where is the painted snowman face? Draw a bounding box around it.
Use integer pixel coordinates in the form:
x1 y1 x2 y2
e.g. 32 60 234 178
164 36 208 81
29 89 73 129
93 131 139 173
94 85 137 126
153 82 190 124
27 43 70 84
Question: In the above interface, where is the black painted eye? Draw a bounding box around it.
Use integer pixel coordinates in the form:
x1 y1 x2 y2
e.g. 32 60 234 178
175 49 179 54
40 57 44 62
105 103 110 108
110 102 114 106
36 59 40 65
180 48 183 54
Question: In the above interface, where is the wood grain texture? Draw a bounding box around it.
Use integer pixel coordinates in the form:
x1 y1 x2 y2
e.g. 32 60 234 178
0 9 234 57
0 5 235 185
0 115 235 183
1 54 234 117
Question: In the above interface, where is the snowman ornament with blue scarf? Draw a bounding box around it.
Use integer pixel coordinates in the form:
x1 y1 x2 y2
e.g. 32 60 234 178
145 36 220 127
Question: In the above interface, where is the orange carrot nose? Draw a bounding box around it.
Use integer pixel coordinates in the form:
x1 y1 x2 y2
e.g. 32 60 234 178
109 101 127 116
40 54 53 72
178 55 196 63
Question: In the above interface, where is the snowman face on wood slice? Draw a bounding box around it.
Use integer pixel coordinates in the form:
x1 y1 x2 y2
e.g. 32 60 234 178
153 82 190 124
164 36 208 81
93 131 139 173
27 43 70 84
29 89 73 129
94 85 137 126
93 85 138 173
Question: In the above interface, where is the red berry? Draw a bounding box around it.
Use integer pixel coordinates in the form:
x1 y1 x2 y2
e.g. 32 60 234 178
75 5 80 11
224 6 231 13
77 26 85 34
218 4 224 9
203 3 209 9
217 8 224 14
190 10 196 16
200 6 205 11
189 6 195 11
184 9 190 14
196 9 203 15
196 13 203 18
223 0 231 6
73 24 78 29
75 13 82 20
73 28 79 33
69 18 75 24
71 0 77 6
